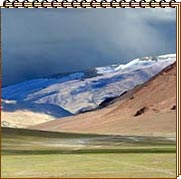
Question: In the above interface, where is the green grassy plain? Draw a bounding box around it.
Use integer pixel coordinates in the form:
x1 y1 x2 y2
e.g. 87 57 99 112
1 127 176 178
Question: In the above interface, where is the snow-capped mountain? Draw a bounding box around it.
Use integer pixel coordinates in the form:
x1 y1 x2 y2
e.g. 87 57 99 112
95 54 175 74
2 54 176 125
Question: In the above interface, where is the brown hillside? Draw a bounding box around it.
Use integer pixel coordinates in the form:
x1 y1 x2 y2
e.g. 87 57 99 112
31 62 176 137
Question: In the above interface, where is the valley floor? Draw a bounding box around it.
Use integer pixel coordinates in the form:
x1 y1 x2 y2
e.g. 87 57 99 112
1 128 176 178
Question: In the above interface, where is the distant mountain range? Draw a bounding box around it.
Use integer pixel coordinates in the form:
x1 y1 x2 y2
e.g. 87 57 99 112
2 53 176 129
32 61 176 137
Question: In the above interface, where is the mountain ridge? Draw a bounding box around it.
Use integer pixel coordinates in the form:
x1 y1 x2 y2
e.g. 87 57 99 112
2 53 176 128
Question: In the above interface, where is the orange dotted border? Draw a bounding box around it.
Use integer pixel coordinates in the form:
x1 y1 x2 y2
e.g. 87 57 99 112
2 0 180 8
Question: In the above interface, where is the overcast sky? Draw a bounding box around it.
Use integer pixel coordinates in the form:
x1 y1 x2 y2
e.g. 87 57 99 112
2 8 176 86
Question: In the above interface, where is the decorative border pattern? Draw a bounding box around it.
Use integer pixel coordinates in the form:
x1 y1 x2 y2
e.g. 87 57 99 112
1 0 179 8
176 3 181 177
0 1 181 178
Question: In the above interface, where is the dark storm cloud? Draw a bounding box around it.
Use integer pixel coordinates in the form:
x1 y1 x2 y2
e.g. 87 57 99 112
2 9 176 86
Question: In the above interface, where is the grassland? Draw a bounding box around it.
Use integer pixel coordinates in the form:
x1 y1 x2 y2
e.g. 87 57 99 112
1 127 176 178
